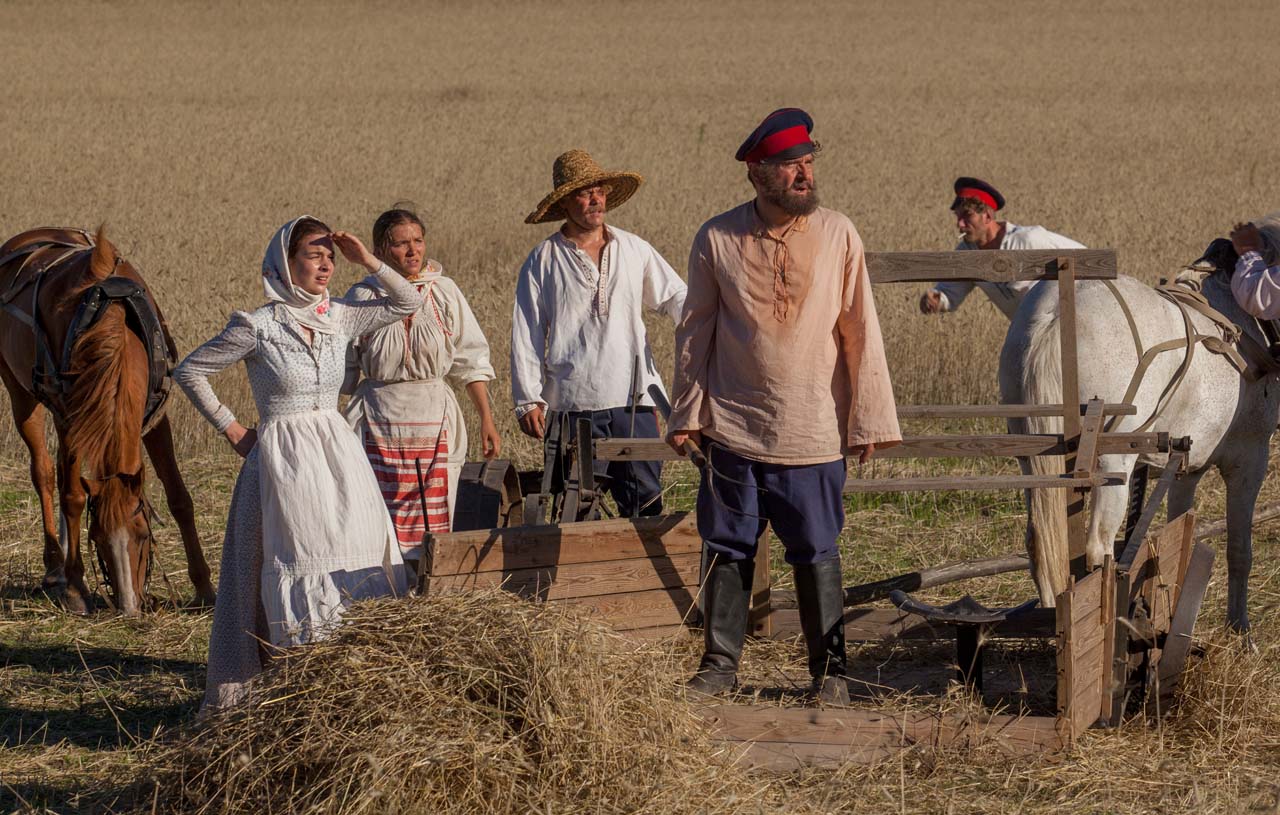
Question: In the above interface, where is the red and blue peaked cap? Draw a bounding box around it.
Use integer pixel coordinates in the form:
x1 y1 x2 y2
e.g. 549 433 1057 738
735 108 818 163
951 177 1006 212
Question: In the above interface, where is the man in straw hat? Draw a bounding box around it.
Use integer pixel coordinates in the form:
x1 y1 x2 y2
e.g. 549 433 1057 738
511 149 686 518
667 108 902 703
919 176 1085 318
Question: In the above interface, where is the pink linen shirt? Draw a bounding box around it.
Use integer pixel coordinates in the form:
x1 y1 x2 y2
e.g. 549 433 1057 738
668 202 902 465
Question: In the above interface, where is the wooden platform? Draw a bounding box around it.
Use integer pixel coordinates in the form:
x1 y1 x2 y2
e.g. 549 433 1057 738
421 509 1205 767
699 704 1064 770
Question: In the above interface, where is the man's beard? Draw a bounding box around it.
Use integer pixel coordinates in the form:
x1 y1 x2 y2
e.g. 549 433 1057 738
759 172 820 216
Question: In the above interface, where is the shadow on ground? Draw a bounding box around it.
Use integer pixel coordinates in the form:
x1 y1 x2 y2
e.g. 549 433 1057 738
1 643 202 750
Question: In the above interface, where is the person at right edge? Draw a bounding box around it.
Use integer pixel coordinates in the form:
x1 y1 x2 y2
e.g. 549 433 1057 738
666 108 902 704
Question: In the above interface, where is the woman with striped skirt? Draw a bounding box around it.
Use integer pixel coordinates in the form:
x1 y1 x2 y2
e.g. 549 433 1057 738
344 208 500 571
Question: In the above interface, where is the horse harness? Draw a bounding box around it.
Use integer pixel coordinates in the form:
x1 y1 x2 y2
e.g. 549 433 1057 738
0 232 177 435
1102 269 1280 433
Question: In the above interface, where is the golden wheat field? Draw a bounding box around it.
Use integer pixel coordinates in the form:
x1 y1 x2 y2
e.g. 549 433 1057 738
4 0 1280 812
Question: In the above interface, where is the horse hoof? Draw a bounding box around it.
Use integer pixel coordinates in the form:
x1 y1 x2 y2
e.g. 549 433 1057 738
41 571 66 591
63 591 91 616
187 590 217 610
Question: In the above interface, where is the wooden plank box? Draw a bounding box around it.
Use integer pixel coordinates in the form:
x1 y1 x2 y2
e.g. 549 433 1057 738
422 513 702 638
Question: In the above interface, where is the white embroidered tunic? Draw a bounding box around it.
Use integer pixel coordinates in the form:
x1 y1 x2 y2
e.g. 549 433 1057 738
344 262 496 556
175 263 423 712
932 222 1086 318
510 225 687 412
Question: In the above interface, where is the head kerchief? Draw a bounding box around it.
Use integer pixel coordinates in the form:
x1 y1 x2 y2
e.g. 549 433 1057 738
262 216 338 334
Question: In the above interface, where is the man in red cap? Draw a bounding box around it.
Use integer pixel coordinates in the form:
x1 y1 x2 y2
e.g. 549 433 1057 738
667 108 902 703
919 176 1085 318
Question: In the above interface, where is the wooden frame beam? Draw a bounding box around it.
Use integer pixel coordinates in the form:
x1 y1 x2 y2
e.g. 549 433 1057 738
595 432 1164 462
842 472 1126 494
1072 398 1105 478
897 403 1135 419
866 249 1116 284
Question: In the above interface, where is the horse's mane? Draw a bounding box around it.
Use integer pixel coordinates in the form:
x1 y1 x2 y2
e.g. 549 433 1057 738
62 228 146 532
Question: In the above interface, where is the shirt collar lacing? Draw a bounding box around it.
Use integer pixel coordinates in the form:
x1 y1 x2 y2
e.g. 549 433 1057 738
557 226 615 320
749 205 809 323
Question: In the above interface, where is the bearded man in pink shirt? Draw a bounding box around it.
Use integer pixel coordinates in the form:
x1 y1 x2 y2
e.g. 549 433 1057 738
668 109 902 704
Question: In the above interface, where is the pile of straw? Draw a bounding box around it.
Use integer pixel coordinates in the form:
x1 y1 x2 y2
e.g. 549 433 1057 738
137 592 771 815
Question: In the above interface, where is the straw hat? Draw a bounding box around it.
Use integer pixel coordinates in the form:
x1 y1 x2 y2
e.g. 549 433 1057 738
524 149 644 225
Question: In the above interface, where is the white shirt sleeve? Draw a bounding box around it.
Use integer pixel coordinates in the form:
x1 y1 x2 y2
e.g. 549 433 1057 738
1232 251 1280 320
641 242 688 323
174 311 257 433
445 284 496 388
510 252 547 409
337 264 425 337
932 281 974 312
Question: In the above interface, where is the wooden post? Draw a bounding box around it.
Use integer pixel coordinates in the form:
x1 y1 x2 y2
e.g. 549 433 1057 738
750 527 772 637
1056 257 1089 574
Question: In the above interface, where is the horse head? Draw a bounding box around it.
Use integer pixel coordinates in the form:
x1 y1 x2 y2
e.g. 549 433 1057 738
84 468 153 615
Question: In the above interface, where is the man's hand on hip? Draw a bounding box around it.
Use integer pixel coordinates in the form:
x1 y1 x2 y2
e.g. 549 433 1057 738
518 405 547 440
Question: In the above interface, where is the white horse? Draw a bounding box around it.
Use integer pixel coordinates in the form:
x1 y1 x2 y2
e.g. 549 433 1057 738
999 250 1280 631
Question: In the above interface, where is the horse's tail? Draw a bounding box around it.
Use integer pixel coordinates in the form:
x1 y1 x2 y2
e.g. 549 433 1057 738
64 230 146 534
1021 305 1071 607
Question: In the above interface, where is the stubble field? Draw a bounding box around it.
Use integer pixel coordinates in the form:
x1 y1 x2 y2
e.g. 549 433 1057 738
3 0 1280 812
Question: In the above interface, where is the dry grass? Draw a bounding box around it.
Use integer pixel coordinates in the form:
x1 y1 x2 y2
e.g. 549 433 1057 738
4 0 1280 812
128 592 776 815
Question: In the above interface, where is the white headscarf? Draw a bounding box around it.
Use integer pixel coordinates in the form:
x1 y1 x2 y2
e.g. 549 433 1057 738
262 216 339 334
1255 211 1280 267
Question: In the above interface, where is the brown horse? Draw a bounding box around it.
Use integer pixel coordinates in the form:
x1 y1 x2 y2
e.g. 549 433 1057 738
0 227 215 614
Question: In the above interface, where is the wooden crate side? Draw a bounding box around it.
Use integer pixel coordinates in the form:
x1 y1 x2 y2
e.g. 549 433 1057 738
618 624 696 644
428 552 701 602
428 513 700 577
1055 576 1074 743
1146 512 1195 636
555 587 696 631
1099 557 1117 724
1057 565 1111 742
700 704 1063 770
1069 569 1104 627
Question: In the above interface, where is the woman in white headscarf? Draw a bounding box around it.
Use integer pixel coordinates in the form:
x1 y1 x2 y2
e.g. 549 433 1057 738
344 207 499 568
175 216 425 713
1230 212 1280 319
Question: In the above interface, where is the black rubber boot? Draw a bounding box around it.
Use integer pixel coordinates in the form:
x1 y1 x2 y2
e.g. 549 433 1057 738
794 556 850 705
686 558 754 698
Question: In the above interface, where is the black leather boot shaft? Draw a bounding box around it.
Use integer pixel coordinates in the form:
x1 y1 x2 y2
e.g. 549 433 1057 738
793 557 848 681
687 558 754 696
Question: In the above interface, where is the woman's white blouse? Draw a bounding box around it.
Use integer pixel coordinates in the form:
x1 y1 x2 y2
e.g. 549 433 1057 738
175 264 424 431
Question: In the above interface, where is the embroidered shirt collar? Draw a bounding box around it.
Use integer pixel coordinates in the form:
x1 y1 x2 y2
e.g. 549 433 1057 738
552 225 615 258
553 226 615 319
